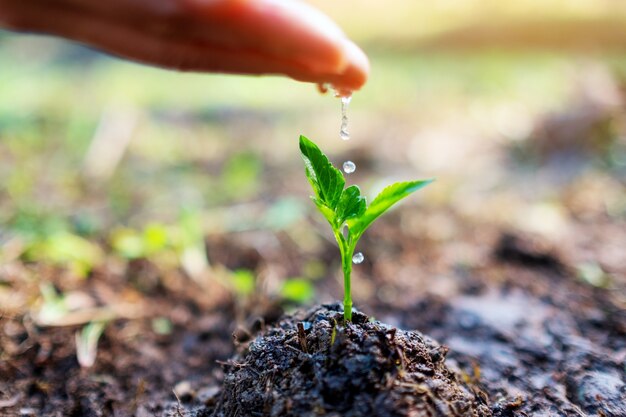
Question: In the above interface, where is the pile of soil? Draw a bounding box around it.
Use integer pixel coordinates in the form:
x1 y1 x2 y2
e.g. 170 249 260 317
208 303 491 417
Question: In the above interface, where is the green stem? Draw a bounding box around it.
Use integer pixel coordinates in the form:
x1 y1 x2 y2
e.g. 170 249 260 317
334 229 354 322
342 244 353 322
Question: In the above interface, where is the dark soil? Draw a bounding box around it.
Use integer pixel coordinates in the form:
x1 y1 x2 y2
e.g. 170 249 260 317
380 234 626 417
2 229 625 417
209 303 491 417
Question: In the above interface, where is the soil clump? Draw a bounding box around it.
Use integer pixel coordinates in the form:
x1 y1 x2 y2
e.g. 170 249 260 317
209 303 491 417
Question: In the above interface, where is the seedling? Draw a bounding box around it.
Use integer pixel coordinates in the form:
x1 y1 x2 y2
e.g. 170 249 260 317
76 320 108 368
299 135 432 321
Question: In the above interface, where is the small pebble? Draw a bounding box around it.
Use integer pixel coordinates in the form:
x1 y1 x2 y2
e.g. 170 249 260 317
174 380 193 401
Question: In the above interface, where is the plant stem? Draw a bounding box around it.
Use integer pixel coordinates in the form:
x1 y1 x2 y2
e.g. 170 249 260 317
342 246 353 322
334 230 353 322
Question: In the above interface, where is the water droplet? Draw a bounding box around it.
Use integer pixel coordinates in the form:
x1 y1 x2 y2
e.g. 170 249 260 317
352 252 364 264
339 95 352 141
343 160 356 174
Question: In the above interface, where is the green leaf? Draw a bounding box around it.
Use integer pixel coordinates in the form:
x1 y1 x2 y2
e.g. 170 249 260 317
313 197 336 226
299 135 345 209
336 185 366 225
347 180 433 237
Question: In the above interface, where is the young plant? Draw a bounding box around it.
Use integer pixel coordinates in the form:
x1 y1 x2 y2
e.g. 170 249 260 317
299 135 432 321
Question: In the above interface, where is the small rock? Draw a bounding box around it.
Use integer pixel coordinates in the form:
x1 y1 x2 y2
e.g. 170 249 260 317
173 380 193 402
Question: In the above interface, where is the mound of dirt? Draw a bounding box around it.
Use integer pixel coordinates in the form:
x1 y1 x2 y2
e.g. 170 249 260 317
208 303 491 417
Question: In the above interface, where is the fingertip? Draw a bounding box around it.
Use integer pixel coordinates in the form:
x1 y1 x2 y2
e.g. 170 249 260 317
345 39 370 87
178 0 369 91
331 39 370 95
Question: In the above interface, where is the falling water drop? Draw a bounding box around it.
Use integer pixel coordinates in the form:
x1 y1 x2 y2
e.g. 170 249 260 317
352 252 364 264
343 160 356 174
339 95 352 140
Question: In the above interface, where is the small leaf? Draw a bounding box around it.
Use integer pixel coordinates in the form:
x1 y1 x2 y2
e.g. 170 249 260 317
313 198 336 226
299 135 345 209
76 321 107 368
336 185 366 225
347 180 433 237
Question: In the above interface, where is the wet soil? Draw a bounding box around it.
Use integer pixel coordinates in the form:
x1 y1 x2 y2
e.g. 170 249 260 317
0 276 238 417
209 303 491 417
378 234 626 416
1 229 625 416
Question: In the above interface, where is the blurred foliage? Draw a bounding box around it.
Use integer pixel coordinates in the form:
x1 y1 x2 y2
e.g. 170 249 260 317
222 151 263 199
280 278 316 304
151 317 173 335
229 269 256 297
1 1 626 299
110 226 166 260
23 232 103 278
37 283 69 325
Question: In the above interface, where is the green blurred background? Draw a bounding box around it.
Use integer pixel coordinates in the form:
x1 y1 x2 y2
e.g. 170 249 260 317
1 0 625 313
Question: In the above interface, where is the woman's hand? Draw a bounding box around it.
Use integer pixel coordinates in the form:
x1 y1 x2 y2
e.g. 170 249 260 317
0 0 368 94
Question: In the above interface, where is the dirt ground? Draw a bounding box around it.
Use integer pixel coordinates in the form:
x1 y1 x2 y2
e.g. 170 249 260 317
2 208 625 416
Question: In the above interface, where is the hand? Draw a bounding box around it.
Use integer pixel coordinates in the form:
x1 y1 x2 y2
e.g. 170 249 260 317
0 0 368 94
